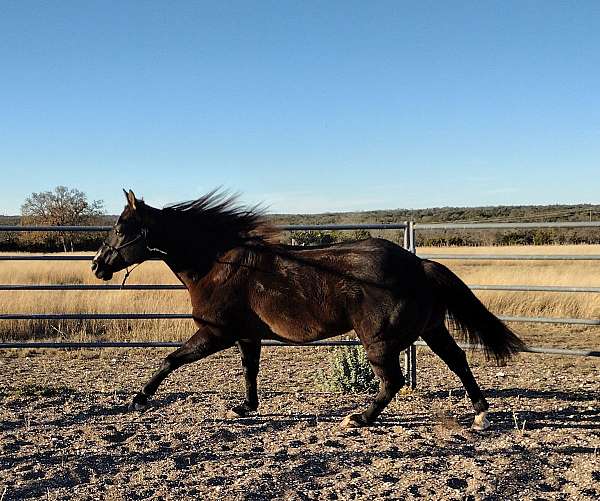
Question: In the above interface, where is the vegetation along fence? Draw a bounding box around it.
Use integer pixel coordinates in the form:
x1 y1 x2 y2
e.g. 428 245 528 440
1 222 599 388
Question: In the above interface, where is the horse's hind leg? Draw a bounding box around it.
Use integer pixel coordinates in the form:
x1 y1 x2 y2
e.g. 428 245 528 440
421 325 490 430
226 339 261 418
340 347 405 428
130 326 234 411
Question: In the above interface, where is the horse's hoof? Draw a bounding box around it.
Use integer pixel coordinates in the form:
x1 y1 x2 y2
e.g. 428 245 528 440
225 408 245 419
129 402 149 412
340 413 367 429
225 404 255 419
471 411 490 431
129 394 149 413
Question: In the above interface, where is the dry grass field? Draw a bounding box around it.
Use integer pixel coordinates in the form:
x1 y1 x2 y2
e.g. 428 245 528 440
420 245 600 349
1 244 599 348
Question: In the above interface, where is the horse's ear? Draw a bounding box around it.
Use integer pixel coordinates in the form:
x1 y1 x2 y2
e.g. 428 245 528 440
123 189 137 211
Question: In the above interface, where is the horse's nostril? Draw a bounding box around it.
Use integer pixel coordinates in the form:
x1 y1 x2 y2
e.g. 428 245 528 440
91 261 98 271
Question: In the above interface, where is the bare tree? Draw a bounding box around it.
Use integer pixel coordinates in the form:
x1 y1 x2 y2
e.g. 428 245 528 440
21 186 105 251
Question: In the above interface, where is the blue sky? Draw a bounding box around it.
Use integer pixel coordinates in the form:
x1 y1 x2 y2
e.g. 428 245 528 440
1 1 599 215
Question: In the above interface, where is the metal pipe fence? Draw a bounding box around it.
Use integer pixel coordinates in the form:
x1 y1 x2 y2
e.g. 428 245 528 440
0 223 409 232
0 223 417 374
415 222 600 230
4 253 600 262
4 221 600 232
1 223 599 374
1 283 599 293
0 313 192 320
1 312 599 325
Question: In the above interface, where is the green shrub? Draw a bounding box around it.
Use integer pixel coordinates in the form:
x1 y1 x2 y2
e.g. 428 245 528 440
318 346 379 393
289 230 336 246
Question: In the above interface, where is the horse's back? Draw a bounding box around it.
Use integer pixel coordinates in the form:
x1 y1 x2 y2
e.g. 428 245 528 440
282 238 421 286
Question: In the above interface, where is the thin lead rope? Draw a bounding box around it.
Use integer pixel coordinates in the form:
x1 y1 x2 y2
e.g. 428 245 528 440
121 263 141 288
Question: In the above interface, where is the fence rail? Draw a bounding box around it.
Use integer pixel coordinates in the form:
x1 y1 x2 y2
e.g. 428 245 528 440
2 283 598 293
469 285 600 293
4 221 600 232
0 223 409 232
4 253 600 262
1 312 599 326
0 284 186 290
1 340 597 358
415 222 600 230
419 253 600 261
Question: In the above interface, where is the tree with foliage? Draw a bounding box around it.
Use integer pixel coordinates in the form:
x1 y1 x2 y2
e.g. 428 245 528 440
342 229 372 242
21 186 105 252
289 229 372 246
290 230 336 246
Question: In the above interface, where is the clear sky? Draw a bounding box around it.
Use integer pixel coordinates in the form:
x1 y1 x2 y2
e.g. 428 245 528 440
1 1 599 215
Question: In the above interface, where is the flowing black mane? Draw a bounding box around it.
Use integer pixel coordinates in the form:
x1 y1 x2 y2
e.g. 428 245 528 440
150 191 277 272
160 190 274 244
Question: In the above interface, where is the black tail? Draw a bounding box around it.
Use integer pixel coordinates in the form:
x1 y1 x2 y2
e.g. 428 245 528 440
423 260 526 363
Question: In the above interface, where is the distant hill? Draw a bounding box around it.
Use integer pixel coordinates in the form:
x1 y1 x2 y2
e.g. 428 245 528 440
265 204 600 247
267 203 600 226
2 203 599 249
0 215 20 225
3 203 599 225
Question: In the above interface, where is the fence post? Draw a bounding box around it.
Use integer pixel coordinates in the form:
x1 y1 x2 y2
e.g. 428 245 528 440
402 221 418 388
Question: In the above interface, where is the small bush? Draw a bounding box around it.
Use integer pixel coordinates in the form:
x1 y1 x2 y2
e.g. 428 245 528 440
318 346 379 393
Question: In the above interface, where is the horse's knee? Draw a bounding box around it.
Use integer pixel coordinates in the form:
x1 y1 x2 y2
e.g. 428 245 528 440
159 357 172 372
160 354 181 372
376 377 402 400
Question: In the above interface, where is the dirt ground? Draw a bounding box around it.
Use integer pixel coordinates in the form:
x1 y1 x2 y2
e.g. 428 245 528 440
1 343 599 500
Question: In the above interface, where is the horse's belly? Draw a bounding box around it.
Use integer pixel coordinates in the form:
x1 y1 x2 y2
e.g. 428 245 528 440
256 300 351 343
250 275 356 342
266 318 349 343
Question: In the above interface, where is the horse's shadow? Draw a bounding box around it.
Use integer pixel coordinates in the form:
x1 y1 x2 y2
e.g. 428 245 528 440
40 385 599 433
427 386 600 402
424 386 600 431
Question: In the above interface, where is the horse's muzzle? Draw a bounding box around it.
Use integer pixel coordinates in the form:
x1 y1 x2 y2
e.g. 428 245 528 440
91 260 113 281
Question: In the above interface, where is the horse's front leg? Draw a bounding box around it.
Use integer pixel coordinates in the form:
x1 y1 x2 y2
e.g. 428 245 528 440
130 326 235 411
226 339 262 418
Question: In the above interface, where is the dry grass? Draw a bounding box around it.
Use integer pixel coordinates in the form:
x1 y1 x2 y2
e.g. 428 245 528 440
419 245 600 321
1 245 599 344
0 253 191 342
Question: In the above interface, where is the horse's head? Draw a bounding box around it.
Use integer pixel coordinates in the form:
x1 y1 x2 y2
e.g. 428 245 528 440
92 189 155 280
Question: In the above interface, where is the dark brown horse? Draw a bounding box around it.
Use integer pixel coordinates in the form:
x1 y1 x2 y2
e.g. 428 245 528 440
92 189 525 430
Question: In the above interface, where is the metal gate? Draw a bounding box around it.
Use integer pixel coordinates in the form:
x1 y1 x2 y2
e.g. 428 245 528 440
1 221 600 389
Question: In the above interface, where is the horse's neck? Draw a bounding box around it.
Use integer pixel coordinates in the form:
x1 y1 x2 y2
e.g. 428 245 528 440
163 244 253 291
155 221 255 288
163 249 227 290
164 260 207 289
157 235 218 287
